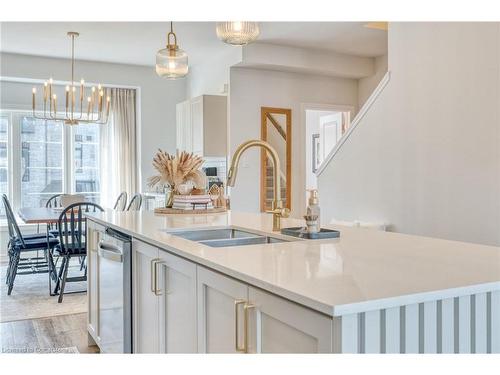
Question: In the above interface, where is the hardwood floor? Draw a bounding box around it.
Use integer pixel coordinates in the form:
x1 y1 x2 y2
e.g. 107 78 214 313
0 313 99 353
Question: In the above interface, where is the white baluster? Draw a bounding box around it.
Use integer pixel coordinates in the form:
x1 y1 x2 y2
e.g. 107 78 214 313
385 307 400 353
441 298 455 353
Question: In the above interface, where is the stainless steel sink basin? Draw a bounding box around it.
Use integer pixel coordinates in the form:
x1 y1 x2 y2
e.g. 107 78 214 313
199 236 287 248
170 228 261 241
166 227 295 248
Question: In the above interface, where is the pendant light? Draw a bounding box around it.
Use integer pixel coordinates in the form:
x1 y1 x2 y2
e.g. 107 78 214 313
156 22 189 79
216 22 260 45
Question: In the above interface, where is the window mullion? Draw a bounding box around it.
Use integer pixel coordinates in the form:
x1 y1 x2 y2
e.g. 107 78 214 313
63 125 73 194
10 112 21 210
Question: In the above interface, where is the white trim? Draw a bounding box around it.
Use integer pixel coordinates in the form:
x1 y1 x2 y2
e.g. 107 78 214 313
333 281 500 317
0 75 140 90
299 102 355 215
135 87 142 193
316 71 391 177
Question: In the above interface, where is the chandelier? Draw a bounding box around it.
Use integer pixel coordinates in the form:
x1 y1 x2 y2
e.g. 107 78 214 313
216 22 260 45
31 32 110 125
156 22 189 79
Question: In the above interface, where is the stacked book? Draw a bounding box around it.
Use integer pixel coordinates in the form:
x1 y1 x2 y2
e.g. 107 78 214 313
172 195 214 210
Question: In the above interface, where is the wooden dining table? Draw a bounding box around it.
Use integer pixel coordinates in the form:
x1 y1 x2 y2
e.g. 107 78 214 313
17 207 65 224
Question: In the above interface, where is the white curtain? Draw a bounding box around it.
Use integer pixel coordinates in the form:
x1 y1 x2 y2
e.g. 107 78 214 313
100 88 137 208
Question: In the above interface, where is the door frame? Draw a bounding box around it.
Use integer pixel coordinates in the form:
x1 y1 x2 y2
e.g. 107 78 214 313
299 103 355 216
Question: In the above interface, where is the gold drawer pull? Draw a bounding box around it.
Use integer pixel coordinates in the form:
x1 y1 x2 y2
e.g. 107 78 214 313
244 303 255 353
150 258 160 293
154 260 166 296
234 299 246 352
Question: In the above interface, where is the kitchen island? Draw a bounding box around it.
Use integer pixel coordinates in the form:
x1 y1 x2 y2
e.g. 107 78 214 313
86 210 500 353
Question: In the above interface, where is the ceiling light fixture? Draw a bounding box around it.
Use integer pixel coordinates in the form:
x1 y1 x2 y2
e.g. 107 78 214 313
31 32 110 125
216 22 260 45
156 22 189 79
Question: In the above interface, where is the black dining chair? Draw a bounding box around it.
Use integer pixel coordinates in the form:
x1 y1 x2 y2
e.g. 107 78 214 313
126 193 142 211
2 194 59 296
113 191 128 211
52 202 104 303
40 193 63 233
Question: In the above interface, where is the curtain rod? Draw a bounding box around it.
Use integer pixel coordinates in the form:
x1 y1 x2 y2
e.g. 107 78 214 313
0 75 140 90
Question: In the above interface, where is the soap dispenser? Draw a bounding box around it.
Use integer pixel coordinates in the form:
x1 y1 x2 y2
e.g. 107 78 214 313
306 189 321 230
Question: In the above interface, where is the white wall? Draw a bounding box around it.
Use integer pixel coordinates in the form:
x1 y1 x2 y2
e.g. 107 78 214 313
0 52 186 191
186 47 241 98
358 54 388 107
318 23 500 246
229 67 359 217
241 43 375 79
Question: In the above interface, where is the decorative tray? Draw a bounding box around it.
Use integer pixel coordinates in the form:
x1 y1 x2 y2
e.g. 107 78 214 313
280 227 340 240
154 207 227 215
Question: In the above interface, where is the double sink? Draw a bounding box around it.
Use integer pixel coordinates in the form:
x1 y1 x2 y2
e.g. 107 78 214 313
166 227 297 248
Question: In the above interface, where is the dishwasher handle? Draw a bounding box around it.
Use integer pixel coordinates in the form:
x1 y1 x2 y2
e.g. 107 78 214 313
98 241 124 263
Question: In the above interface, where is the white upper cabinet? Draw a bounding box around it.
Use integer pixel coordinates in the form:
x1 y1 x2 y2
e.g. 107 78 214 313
176 95 227 157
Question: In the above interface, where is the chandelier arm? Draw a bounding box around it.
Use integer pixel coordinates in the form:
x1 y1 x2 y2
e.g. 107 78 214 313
77 93 82 120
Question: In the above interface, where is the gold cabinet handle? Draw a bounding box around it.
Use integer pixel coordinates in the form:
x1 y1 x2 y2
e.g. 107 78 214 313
150 258 160 293
154 260 166 296
234 299 246 352
243 303 255 353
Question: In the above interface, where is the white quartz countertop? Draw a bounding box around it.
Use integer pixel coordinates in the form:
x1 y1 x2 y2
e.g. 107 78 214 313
88 210 500 317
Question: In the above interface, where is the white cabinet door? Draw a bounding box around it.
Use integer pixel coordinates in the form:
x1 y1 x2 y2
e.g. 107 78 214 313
247 287 333 353
175 102 184 153
197 266 248 353
132 240 160 353
190 96 204 156
157 251 197 353
87 222 104 346
176 101 192 153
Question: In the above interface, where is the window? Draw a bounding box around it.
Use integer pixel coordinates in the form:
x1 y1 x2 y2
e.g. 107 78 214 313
20 116 63 208
72 123 100 203
0 110 101 213
0 115 8 218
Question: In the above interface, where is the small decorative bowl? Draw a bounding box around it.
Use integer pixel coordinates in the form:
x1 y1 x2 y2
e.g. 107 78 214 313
177 183 193 195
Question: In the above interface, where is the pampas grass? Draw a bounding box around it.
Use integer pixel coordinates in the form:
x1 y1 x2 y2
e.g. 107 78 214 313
148 150 207 190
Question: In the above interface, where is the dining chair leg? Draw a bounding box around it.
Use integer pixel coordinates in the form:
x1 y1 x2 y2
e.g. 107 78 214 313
58 255 70 303
53 255 66 295
48 249 56 295
6 249 17 286
7 252 20 296
6 250 12 285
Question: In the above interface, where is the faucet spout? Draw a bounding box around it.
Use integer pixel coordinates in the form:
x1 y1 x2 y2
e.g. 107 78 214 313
227 139 290 231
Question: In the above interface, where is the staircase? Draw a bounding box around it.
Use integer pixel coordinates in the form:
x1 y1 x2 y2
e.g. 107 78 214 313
264 157 286 211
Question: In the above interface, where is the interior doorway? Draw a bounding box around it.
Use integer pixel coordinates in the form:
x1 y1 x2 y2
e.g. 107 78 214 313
304 105 352 193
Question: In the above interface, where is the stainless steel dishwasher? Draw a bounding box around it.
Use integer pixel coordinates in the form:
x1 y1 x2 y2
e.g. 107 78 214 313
97 227 132 353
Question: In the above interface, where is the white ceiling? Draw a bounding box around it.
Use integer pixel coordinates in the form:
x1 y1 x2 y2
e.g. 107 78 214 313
0 22 387 68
